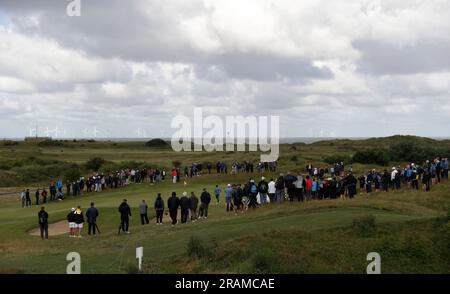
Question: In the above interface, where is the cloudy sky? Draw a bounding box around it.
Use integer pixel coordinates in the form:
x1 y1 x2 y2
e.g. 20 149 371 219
0 0 449 139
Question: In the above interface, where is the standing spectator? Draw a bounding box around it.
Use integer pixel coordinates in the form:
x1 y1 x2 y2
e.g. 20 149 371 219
381 170 389 192
67 208 76 237
38 206 49 240
86 202 99 235
20 190 26 208
199 188 211 219
35 189 40 205
257 177 269 205
66 180 71 197
305 176 312 201
225 184 233 212
214 185 221 204
233 184 243 214
154 193 165 225
283 172 297 201
139 200 149 225
180 192 191 224
442 158 449 179
171 168 178 184
275 174 285 203
294 174 305 202
25 189 31 207
268 178 276 203
118 199 131 234
41 188 48 204
311 178 319 199
168 192 180 226
248 180 258 208
57 179 63 193
190 192 199 222
49 182 56 201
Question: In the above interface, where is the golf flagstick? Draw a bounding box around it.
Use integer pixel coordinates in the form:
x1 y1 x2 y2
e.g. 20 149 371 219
95 223 101 234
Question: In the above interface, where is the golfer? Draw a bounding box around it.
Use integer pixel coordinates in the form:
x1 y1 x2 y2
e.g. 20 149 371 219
73 206 84 238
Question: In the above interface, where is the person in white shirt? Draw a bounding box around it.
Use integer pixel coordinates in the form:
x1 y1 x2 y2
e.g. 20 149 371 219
20 190 26 208
268 179 276 203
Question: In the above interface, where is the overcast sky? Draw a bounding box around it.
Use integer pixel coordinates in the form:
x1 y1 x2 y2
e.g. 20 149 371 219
0 0 449 139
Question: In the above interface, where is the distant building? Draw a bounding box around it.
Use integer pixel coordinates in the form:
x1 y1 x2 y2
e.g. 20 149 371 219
24 137 52 142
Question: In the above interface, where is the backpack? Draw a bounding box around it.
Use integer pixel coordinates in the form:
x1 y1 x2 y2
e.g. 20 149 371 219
39 212 47 224
275 179 283 189
251 185 257 194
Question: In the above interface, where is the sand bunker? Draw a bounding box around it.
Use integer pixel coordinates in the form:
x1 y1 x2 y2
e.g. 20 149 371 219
29 220 68 236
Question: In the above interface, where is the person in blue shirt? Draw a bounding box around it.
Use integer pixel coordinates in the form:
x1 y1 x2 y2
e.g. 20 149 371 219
442 158 449 179
214 185 221 204
57 179 63 193
224 184 233 212
405 165 413 188
311 179 318 200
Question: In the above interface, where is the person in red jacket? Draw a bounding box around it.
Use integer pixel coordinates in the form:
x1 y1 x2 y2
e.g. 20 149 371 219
305 176 313 201
171 168 177 184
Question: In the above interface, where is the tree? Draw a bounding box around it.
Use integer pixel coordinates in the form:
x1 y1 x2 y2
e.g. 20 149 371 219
64 165 81 182
86 157 107 172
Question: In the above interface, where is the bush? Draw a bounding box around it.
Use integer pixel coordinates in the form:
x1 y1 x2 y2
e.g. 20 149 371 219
145 138 168 148
86 157 107 172
187 236 211 258
251 248 278 274
64 165 82 182
290 155 298 162
352 149 390 166
352 215 377 238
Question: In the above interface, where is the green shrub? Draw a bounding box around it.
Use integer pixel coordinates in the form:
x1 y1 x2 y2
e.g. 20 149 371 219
86 157 107 172
187 236 211 258
352 149 390 166
64 165 82 182
352 215 377 238
290 155 298 162
251 248 278 274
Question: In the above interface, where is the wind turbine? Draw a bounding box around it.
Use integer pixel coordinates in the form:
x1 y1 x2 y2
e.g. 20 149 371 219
92 127 100 138
45 126 59 138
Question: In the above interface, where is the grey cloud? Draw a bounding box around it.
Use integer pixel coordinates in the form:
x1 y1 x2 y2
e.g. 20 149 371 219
354 39 450 75
195 53 333 82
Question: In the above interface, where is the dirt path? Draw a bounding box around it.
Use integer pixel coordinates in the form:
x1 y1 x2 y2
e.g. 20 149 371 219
29 220 68 236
